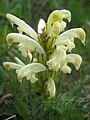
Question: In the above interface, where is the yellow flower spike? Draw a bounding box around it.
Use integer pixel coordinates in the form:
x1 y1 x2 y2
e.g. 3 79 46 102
66 54 82 70
60 9 71 22
46 78 56 99
4 9 86 99
6 14 38 40
46 10 62 33
55 28 86 46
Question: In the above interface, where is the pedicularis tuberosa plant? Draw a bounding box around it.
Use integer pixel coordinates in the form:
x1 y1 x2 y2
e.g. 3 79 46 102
3 9 86 99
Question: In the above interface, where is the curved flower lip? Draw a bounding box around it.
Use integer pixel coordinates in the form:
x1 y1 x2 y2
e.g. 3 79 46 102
66 54 82 70
17 63 47 82
6 14 38 40
60 9 71 22
3 62 23 70
6 33 46 55
55 28 86 46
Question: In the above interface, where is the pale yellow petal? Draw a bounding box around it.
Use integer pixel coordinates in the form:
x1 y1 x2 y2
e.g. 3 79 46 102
66 54 82 70
15 57 25 66
46 10 62 33
56 39 75 51
46 78 56 99
6 33 46 55
55 28 86 45
37 19 46 34
17 63 47 83
60 9 71 22
3 62 22 70
47 21 60 38
6 14 38 40
59 21 67 32
61 64 71 73
47 48 66 71
27 50 32 62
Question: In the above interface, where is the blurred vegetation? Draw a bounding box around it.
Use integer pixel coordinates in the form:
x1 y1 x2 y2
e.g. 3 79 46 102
0 0 90 120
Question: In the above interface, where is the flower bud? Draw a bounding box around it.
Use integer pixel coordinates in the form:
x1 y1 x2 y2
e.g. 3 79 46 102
46 10 62 33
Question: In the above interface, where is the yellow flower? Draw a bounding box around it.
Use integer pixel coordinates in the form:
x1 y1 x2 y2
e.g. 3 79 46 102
37 19 46 34
55 28 86 46
17 63 47 83
6 14 38 40
66 54 82 70
3 58 47 84
47 46 67 71
60 9 71 22
6 33 46 57
46 78 56 99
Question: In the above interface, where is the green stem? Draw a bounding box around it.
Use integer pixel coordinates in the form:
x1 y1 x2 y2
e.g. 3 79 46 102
28 81 36 120
56 74 66 96
76 68 83 96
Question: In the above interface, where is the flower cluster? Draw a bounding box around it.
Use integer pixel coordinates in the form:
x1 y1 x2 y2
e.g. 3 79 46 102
3 9 86 99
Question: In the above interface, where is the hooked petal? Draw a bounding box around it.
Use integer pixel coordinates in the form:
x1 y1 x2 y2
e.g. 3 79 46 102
66 54 82 70
55 28 86 45
17 63 47 83
6 33 46 55
25 73 38 84
60 9 71 22
6 14 38 40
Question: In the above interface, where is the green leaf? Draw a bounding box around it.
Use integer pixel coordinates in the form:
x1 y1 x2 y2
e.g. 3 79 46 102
62 108 88 119
64 108 87 115
14 98 30 120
